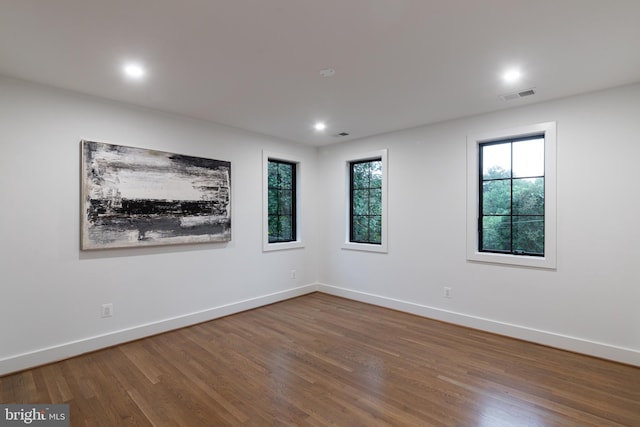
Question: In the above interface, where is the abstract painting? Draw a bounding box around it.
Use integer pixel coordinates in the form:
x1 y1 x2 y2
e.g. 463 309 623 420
81 140 231 249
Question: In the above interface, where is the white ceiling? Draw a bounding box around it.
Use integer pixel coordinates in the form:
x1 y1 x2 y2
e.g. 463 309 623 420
1 0 639 146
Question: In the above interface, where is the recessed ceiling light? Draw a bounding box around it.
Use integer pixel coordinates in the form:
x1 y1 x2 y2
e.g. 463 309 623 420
123 63 146 79
314 122 327 132
502 68 522 83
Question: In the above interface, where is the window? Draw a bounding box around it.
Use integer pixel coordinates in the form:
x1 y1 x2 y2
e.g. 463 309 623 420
467 122 556 268
350 158 382 244
262 152 303 251
343 149 388 253
268 160 296 243
480 136 545 256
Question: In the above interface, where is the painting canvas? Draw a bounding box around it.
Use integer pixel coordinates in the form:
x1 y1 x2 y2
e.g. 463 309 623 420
81 140 231 249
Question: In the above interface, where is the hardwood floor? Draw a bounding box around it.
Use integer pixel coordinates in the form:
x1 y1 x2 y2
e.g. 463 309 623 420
1 293 638 426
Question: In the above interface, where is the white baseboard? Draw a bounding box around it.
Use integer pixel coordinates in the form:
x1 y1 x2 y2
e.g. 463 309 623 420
3 282 637 376
316 283 640 367
0 284 318 376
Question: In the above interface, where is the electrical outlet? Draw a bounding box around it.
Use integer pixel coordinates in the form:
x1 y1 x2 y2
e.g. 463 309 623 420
290 270 296 279
101 303 113 318
443 287 452 299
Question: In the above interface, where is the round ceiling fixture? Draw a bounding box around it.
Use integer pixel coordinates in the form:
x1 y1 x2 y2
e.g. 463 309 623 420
319 68 335 78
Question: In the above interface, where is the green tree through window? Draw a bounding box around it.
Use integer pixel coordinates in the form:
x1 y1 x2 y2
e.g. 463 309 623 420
268 160 296 243
480 136 545 255
350 158 382 244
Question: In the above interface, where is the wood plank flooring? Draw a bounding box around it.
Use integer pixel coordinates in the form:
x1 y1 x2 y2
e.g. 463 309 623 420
1 293 639 426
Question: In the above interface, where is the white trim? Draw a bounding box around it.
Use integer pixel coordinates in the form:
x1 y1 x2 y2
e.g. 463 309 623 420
0 284 318 376
466 122 557 269
316 283 640 367
262 151 304 252
4 284 637 374
342 149 388 253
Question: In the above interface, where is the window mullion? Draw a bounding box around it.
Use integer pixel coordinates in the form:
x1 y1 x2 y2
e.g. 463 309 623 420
510 141 514 255
275 167 281 241
277 167 282 241
368 187 372 244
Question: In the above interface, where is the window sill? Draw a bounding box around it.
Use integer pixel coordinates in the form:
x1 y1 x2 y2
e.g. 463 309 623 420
263 240 304 252
342 241 387 253
467 250 556 269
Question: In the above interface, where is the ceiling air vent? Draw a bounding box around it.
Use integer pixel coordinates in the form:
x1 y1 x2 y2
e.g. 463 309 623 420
500 88 536 101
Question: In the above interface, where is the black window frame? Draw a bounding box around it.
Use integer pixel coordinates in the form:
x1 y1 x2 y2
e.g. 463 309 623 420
479 135 545 257
349 157 383 245
267 159 296 243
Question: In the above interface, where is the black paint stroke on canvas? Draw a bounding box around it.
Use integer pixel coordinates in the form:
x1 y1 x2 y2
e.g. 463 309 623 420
81 140 231 249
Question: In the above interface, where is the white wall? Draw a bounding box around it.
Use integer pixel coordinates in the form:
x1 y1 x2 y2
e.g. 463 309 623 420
0 76 319 375
317 83 640 365
2 75 638 374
